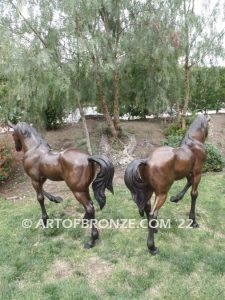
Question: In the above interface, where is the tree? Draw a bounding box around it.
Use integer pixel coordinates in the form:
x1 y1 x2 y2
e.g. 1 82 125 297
176 0 225 128
1 0 94 152
190 66 225 111
1 0 224 141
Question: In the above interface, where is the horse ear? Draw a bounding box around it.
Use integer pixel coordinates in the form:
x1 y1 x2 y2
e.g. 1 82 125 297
7 120 15 129
205 114 211 122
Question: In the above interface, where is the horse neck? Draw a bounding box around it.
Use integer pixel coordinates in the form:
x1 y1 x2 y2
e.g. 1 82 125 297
192 131 206 144
21 135 41 153
182 131 205 148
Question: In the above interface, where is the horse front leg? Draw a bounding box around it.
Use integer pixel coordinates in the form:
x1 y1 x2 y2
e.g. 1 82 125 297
32 180 49 226
43 190 63 203
189 173 201 228
73 191 99 249
40 178 63 203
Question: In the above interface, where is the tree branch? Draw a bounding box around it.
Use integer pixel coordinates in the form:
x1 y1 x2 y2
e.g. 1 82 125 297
8 0 47 48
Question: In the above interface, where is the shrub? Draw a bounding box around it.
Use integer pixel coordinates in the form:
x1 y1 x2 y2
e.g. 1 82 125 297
96 123 112 136
164 136 225 173
43 100 65 130
164 122 186 137
164 115 196 138
0 146 14 181
203 143 225 172
164 135 182 148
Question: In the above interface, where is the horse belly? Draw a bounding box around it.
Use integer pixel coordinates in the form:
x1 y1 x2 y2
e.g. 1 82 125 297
174 153 194 180
40 157 63 181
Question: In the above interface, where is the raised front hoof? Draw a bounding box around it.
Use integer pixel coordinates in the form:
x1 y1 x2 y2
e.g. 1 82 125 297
170 196 180 203
84 241 94 249
149 247 159 256
191 221 199 228
54 196 63 203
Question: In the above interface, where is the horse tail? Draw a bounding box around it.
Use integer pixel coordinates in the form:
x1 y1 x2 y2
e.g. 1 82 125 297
88 155 114 209
124 159 149 216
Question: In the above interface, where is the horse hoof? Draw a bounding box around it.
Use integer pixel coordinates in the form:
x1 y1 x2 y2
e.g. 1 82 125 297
191 222 199 228
149 247 159 256
54 196 63 203
84 241 94 249
42 216 49 227
170 196 179 203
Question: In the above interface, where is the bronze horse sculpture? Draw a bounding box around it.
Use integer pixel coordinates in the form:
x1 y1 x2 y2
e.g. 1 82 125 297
124 114 210 255
8 121 114 248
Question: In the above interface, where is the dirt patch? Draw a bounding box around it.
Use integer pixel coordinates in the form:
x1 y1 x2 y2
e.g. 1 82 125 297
84 256 113 295
121 119 165 158
44 259 75 283
207 114 225 157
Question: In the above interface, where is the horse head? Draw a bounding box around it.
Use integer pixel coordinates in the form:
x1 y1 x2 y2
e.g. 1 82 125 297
202 113 211 140
181 113 210 146
7 121 23 152
7 121 47 152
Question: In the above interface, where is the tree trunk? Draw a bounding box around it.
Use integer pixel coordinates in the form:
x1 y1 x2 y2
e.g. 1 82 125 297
176 101 181 123
182 0 192 130
182 61 190 129
96 73 118 138
77 96 92 155
113 68 121 131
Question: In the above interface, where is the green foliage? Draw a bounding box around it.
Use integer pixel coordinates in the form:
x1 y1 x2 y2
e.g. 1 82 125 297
203 143 225 172
164 123 186 138
190 67 225 111
0 146 14 181
185 114 197 127
120 104 149 118
43 100 65 130
74 137 87 151
164 115 196 138
0 0 224 133
164 134 182 148
96 122 112 136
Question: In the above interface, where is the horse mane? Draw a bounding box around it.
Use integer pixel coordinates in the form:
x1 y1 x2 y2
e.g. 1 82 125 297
181 114 207 146
15 122 50 148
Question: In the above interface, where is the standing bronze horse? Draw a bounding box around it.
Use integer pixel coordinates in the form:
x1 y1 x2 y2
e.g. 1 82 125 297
8 121 114 248
124 114 210 255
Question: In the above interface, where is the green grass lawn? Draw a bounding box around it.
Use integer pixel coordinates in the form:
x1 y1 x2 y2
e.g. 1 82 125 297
1 173 225 300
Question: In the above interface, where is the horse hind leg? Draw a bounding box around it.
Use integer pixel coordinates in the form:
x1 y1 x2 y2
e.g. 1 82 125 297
147 193 167 255
73 191 99 248
144 190 158 233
